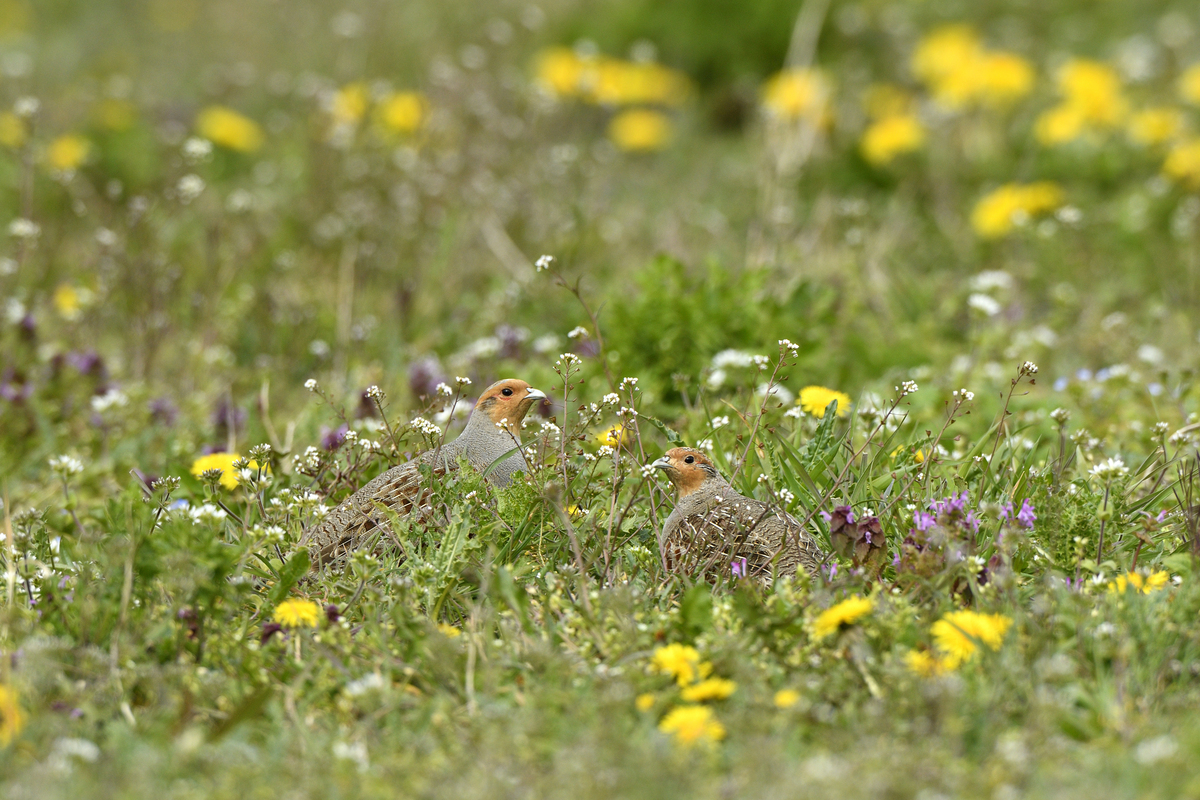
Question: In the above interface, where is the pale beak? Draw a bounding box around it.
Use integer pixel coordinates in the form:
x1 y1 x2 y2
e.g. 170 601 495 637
526 387 547 401
650 456 671 471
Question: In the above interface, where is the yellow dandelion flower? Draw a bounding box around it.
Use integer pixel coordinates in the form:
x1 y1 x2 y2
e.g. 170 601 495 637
930 610 1012 667
860 113 924 166
1164 138 1200 188
1128 107 1184 146
0 112 25 148
273 598 321 628
912 24 983 88
595 423 630 448
196 105 264 153
53 284 82 320
586 58 689 107
812 595 874 640
970 182 1064 239
1035 103 1087 146
0 684 26 748
190 452 245 490
331 82 370 125
437 623 462 638
651 643 701 687
658 704 725 747
635 693 656 712
1056 59 1127 126
45 134 90 172
798 386 851 418
976 52 1035 107
904 649 953 678
761 67 831 123
376 91 426 134
608 109 672 152
773 688 800 709
680 677 736 703
1180 64 1200 106
535 47 586 98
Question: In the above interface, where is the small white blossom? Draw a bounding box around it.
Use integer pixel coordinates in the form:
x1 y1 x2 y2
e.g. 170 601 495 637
696 438 714 451
952 388 975 402
454 375 472 387
710 415 730 430
410 417 442 437
1090 457 1129 481
49 455 84 476
535 254 555 272
1020 361 1039 376
8 218 40 239
778 338 801 356
182 137 213 163
176 174 205 203
1050 407 1071 424
90 389 128 413
188 503 228 525
435 382 453 397
344 673 386 696
555 352 582 367
620 377 640 391
567 326 589 339
365 385 384 401
13 97 39 117
304 378 318 392
597 445 615 458
751 354 771 369
896 380 919 397
602 392 620 406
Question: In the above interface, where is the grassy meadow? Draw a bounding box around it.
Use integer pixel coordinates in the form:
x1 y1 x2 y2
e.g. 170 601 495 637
6 0 1200 796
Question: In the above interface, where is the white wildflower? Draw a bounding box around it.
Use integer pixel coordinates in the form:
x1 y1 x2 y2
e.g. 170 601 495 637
535 254 555 272
567 326 589 339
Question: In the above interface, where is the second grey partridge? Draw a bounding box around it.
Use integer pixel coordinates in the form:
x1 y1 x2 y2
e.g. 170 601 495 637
302 378 546 567
651 447 825 582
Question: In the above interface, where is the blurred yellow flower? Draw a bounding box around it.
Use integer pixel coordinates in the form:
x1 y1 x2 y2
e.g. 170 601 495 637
273 598 321 628
0 684 26 748
587 58 689 107
1180 64 1200 106
773 688 800 708
53 284 82 320
761 67 831 123
190 451 245 490
680 677 736 702
1128 107 1183 146
860 114 924 165
535 47 587 98
635 693 656 712
608 109 672 152
975 52 1035 107
812 595 874 640
93 98 138 131
0 112 24 148
658 704 725 747
1109 570 1170 595
1035 104 1086 146
912 24 982 88
437 623 463 638
970 182 1064 239
595 423 630 448
331 82 370 125
1163 138 1200 188
904 650 953 678
798 386 851 418
196 105 264 153
651 643 701 687
376 91 426 134
930 610 1011 668
46 134 90 172
1057 59 1126 125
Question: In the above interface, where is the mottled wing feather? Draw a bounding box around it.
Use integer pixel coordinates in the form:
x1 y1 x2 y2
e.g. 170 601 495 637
664 499 824 583
302 459 448 567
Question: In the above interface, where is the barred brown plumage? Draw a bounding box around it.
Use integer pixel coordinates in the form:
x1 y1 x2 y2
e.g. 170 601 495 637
301 378 546 568
651 447 825 583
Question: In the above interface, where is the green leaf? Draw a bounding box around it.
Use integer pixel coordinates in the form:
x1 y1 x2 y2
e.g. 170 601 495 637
267 548 311 606
642 414 683 446
679 584 713 639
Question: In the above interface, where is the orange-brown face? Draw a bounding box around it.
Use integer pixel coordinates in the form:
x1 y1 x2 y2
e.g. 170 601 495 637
650 447 720 498
475 379 547 431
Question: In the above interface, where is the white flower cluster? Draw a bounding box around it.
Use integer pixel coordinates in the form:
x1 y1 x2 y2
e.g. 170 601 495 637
895 380 919 397
602 392 620 406
435 382 453 397
752 354 771 369
778 487 795 506
784 407 805 419
1049 407 1071 424
48 455 84 476
1020 361 1039 376
968 293 1002 317
711 416 730 430
952 388 975 402
696 438 714 451
1090 456 1129 481
539 421 561 437
615 406 636 418
90 389 128 413
410 417 441 437
8 218 40 239
620 377 640 391
454 375 472 387
567 326 589 339
640 464 657 478
177 174 205 203
1153 421 1170 435
365 384 384 401
555 352 582 367
778 339 801 357
535 254 555 272
597 445 615 458
182 137 213 163
189 503 228 525
304 378 318 392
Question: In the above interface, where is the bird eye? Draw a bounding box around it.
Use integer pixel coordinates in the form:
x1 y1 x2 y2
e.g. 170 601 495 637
684 455 695 464
501 387 514 397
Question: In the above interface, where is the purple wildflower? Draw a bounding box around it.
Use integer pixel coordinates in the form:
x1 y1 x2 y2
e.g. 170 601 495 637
261 622 283 644
731 557 747 578
1015 498 1036 529
322 423 349 451
913 510 936 532
407 355 447 399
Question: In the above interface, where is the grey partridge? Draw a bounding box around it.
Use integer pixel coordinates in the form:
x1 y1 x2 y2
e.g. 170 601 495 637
302 378 546 567
651 447 826 582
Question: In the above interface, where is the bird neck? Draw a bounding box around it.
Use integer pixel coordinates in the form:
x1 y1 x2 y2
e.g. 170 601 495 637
676 474 729 501
461 406 522 446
